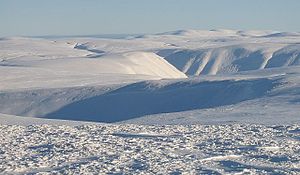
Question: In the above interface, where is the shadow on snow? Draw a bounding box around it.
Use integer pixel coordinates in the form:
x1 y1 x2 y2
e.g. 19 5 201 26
46 78 279 123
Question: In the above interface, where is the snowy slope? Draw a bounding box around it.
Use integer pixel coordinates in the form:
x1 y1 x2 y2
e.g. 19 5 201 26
1 65 300 124
0 30 300 125
151 30 300 76
157 44 300 76
63 29 300 76
0 38 186 91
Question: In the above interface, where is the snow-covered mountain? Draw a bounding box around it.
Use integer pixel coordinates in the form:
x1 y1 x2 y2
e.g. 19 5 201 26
1 30 300 124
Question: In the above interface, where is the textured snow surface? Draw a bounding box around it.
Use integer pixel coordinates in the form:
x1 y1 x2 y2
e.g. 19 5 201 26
0 124 299 174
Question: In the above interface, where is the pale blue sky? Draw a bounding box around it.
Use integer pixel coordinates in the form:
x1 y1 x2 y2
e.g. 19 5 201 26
0 0 299 37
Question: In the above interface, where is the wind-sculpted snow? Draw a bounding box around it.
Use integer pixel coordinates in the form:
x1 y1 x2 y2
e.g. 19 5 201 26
0 124 299 174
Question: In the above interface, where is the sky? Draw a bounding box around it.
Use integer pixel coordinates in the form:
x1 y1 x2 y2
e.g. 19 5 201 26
0 0 300 37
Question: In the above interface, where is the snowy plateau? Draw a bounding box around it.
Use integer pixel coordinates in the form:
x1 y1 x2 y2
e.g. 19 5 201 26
0 29 300 174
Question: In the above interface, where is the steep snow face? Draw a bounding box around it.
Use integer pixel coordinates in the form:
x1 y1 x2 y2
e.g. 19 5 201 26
0 38 186 90
22 51 186 79
104 52 187 79
156 42 300 76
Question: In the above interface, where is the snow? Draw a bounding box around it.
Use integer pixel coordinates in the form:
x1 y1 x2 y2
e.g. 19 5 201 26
0 37 187 91
1 29 300 174
1 66 300 124
0 124 299 174
1 30 300 124
0 113 97 126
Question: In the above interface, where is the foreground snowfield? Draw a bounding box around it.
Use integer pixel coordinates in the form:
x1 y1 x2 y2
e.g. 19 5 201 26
1 30 300 174
1 124 299 174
